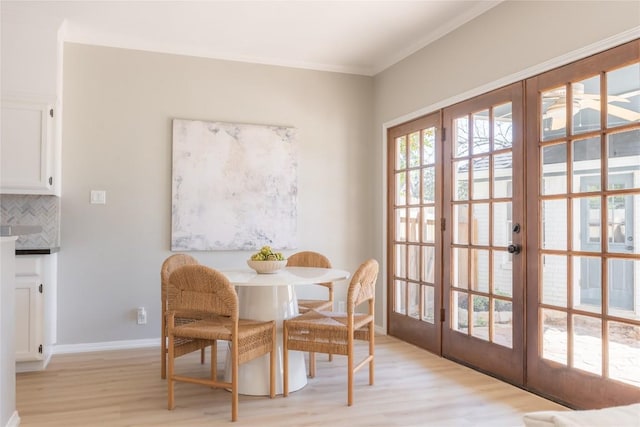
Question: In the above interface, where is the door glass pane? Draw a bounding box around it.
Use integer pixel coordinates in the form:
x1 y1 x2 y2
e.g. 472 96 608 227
408 169 420 204
453 160 469 200
493 299 513 348
494 102 513 149
408 245 420 281
542 255 567 307
407 208 420 242
542 199 567 250
408 282 420 319
453 204 469 245
607 193 637 254
607 130 640 190
472 203 489 245
422 285 435 324
472 295 490 341
394 280 406 314
542 86 567 141
471 156 490 199
573 197 601 252
471 249 489 293
493 202 512 247
422 166 435 203
473 110 490 154
607 258 638 320
422 246 435 283
607 62 640 128
572 315 602 375
409 131 420 167
394 244 406 277
542 143 567 195
542 308 567 365
422 206 435 243
609 321 640 387
493 152 512 198
423 127 436 165
572 137 601 193
572 76 601 135
395 208 406 241
452 291 469 333
493 250 512 298
572 256 602 314
454 116 469 157
452 248 469 290
395 136 407 169
395 172 407 204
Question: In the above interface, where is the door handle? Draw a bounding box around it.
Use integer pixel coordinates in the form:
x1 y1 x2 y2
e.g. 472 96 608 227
507 244 521 254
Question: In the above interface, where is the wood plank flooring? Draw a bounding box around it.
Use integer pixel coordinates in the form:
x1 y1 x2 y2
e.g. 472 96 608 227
16 335 567 426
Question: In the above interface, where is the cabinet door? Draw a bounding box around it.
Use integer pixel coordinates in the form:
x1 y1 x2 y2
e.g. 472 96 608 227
15 277 43 361
1 99 54 194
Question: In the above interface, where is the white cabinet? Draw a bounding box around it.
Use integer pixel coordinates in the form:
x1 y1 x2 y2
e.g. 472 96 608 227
1 98 56 195
15 278 43 361
14 254 57 372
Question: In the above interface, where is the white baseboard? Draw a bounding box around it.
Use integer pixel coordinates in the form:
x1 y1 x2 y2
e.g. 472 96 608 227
16 352 53 373
54 338 160 355
5 411 20 427
52 328 386 356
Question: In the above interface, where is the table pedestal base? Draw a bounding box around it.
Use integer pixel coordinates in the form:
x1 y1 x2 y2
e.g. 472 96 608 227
224 285 307 395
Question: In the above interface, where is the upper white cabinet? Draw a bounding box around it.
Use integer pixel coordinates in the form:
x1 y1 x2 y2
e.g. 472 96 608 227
1 98 56 194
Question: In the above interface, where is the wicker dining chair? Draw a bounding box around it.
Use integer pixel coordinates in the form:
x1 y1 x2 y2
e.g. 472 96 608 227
160 254 208 379
167 264 276 422
286 250 335 377
283 258 379 406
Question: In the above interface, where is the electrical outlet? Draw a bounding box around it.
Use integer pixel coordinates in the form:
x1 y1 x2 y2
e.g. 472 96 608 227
137 307 147 325
338 301 346 312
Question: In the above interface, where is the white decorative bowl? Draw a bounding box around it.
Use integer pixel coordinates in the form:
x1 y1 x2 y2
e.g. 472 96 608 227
247 259 288 274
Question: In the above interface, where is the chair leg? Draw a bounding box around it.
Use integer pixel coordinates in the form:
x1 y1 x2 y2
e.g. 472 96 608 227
270 324 276 399
161 317 167 379
201 347 205 364
309 351 316 378
167 333 175 410
231 342 238 422
347 335 354 406
211 341 217 381
283 321 289 397
369 323 375 386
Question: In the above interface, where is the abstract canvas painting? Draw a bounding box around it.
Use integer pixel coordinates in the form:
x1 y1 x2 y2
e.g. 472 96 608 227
171 119 297 251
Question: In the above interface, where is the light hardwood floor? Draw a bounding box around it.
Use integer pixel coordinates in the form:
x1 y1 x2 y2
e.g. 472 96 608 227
16 335 567 426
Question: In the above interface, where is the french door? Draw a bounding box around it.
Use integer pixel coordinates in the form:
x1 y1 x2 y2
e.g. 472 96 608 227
525 40 640 408
441 83 525 385
387 39 640 408
387 112 442 354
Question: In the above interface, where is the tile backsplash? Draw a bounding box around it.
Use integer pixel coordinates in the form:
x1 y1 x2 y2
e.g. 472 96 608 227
0 195 60 249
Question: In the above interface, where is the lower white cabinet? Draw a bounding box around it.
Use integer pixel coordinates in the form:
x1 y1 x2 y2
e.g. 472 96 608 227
15 253 57 372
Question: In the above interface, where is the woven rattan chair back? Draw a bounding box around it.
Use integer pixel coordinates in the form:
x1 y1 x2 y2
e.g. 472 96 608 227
286 251 333 289
347 258 378 313
167 264 238 320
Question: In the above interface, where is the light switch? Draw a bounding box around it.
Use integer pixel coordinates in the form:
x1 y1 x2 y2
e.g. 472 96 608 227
90 190 106 204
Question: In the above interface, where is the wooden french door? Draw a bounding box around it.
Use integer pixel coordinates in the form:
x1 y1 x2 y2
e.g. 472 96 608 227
387 112 442 354
525 40 640 408
387 40 639 409
441 83 525 385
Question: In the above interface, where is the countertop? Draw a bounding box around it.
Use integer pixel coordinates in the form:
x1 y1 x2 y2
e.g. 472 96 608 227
15 247 59 255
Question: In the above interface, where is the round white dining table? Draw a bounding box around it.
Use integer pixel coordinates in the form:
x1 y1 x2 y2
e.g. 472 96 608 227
220 266 350 396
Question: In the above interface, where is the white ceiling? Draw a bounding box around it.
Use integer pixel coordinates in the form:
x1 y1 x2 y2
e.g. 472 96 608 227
5 1 501 76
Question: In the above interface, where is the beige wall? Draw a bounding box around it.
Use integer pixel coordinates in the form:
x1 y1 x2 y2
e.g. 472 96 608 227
372 1 639 323
60 43 373 344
